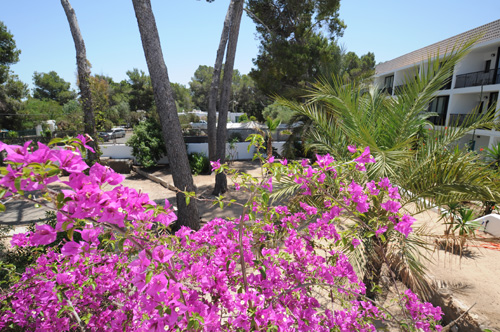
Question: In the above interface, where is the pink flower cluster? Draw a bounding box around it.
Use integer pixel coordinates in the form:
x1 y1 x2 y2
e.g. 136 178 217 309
404 290 443 331
0 137 442 331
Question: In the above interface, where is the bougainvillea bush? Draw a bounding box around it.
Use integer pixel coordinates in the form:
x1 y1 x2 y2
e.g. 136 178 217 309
0 135 443 331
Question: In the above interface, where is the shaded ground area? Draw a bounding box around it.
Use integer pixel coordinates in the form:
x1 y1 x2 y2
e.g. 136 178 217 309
1 161 262 233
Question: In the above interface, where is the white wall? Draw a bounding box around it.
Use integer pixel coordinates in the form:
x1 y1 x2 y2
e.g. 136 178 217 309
448 93 482 115
394 66 419 86
100 141 287 165
454 45 497 76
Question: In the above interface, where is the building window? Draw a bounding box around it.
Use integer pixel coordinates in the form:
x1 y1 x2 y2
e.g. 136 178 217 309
383 75 394 95
488 92 498 111
427 96 449 125
485 60 492 73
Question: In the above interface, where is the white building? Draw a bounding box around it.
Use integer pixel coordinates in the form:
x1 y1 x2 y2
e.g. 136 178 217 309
184 110 246 123
374 19 500 150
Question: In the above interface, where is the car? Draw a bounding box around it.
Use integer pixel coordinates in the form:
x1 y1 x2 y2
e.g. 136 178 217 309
110 128 126 138
98 131 112 142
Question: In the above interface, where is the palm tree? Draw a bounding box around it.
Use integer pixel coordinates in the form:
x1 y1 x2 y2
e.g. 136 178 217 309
273 40 500 299
485 142 500 171
264 117 281 159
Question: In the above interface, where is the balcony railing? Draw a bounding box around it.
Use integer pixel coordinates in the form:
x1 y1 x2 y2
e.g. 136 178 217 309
428 115 447 126
448 113 490 129
454 69 500 88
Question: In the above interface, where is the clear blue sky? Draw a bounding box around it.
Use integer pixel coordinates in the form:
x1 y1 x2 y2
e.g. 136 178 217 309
1 0 499 91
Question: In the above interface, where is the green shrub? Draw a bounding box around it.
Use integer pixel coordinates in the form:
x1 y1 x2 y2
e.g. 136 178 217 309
237 114 248 123
127 118 167 167
0 211 81 289
6 131 18 138
228 132 243 143
188 152 210 175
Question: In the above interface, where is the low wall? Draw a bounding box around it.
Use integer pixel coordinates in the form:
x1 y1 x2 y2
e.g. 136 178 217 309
100 142 286 165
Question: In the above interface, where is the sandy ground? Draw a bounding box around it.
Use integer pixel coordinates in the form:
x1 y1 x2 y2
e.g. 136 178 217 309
410 208 500 331
2 161 500 330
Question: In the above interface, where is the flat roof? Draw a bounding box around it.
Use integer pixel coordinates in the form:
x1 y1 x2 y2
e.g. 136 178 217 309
375 19 500 76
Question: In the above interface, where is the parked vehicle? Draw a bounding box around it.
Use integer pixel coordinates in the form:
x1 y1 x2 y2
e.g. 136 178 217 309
98 131 112 141
110 128 126 138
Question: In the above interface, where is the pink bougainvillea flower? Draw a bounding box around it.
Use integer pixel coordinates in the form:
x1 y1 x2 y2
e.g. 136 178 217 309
89 163 124 185
381 200 402 214
146 274 168 295
378 177 391 188
366 181 380 196
210 159 221 171
280 158 288 166
348 145 357 153
56 273 75 285
61 241 82 256
315 153 335 169
10 233 29 247
262 177 273 192
299 202 317 215
352 238 361 248
268 156 275 163
388 186 401 199
395 214 415 237
30 224 57 246
376 226 388 237
354 147 376 171
54 149 89 173
76 134 96 153
152 245 174 263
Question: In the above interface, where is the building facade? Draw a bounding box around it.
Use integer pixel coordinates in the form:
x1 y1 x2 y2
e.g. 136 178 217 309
374 19 500 150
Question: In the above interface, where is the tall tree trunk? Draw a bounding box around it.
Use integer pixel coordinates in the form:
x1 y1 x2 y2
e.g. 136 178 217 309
213 0 244 196
207 0 234 162
60 0 97 162
132 0 200 230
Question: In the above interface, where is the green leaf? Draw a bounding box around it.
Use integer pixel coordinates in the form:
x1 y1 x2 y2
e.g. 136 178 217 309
81 313 92 325
117 238 126 252
262 192 270 205
0 203 5 213
14 177 22 191
259 268 267 280
185 195 191 206
66 228 74 241
47 168 61 177
145 270 153 284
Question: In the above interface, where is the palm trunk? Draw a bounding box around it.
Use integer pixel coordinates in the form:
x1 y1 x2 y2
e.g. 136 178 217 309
132 0 200 230
363 243 385 300
60 0 97 162
213 0 244 196
267 133 273 159
207 1 234 162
